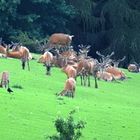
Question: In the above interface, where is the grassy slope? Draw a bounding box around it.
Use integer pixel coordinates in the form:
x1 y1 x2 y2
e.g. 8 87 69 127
0 58 140 140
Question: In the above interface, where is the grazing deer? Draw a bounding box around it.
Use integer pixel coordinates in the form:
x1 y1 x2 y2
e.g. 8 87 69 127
59 77 76 98
38 42 54 75
0 71 9 88
46 33 74 50
44 51 54 75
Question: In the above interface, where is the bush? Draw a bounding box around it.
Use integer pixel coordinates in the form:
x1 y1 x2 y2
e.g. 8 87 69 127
47 110 86 140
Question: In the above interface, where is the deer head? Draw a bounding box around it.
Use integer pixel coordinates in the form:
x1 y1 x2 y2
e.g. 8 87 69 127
78 44 91 58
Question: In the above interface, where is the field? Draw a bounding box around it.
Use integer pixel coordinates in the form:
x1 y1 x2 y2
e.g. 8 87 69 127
0 57 140 140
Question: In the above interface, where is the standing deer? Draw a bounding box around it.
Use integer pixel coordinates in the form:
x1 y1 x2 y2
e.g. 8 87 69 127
76 45 95 87
46 33 74 51
6 43 30 71
38 42 54 75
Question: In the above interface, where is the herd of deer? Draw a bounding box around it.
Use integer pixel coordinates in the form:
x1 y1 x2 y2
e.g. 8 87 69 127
0 33 140 97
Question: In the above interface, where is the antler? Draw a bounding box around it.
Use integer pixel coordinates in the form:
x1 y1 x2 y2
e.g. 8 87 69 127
118 56 126 62
96 51 105 58
106 51 114 59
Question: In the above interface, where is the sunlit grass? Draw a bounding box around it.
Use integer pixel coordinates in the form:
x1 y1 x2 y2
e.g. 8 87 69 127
0 57 140 140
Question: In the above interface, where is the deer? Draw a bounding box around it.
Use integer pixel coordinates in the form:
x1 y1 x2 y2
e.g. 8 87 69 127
96 51 126 80
6 43 30 70
59 77 76 98
0 71 13 93
111 56 126 67
10 42 32 60
60 46 77 62
76 45 95 87
77 44 91 61
62 65 77 79
0 71 9 88
0 38 6 55
46 33 74 51
128 63 139 73
37 42 54 75
96 71 114 82
51 49 69 68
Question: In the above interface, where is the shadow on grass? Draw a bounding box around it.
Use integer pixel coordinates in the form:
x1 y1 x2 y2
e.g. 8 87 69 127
12 84 23 89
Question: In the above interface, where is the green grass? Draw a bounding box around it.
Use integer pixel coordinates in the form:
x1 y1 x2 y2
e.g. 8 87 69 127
0 57 140 140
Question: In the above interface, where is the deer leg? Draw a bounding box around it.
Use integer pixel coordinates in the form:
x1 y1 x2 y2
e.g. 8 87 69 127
46 66 51 75
80 74 83 86
59 90 67 96
46 62 51 75
22 61 25 70
94 76 98 88
4 81 7 88
84 74 87 86
88 75 90 87
72 87 75 98
27 60 30 71
7 80 10 88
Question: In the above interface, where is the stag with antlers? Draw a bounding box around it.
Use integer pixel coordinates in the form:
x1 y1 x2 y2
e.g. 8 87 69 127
96 51 126 80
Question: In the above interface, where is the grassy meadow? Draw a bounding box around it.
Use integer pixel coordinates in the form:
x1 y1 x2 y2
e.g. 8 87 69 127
0 57 140 140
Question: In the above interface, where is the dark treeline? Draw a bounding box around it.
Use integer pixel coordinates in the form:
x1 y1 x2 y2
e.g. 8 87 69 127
0 0 140 66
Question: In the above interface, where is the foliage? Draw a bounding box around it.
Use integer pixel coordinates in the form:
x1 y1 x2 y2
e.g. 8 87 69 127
47 110 86 140
67 0 140 65
0 0 140 64
0 0 76 43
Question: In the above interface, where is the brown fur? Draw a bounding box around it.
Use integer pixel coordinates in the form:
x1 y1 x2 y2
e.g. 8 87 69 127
105 66 126 80
0 71 9 88
62 65 77 79
0 45 6 54
97 71 114 81
60 77 76 98
77 59 97 86
47 33 74 48
6 46 30 70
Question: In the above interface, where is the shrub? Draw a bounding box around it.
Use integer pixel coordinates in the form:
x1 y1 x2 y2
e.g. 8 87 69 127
47 110 86 140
